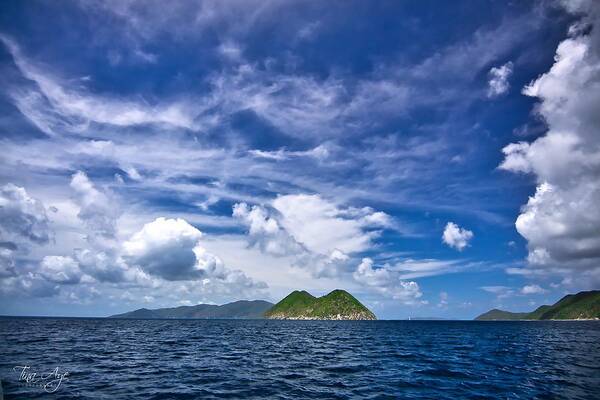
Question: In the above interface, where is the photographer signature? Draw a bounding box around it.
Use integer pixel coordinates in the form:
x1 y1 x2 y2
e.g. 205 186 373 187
13 365 69 393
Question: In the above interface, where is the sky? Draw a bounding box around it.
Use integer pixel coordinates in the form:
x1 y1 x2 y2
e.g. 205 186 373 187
1 0 599 319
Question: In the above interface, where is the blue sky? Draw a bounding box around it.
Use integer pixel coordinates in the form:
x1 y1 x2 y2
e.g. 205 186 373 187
1 0 599 319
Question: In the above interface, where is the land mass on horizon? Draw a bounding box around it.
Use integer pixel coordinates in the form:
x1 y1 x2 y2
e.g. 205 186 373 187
475 290 600 321
264 289 377 320
109 300 274 319
109 289 376 320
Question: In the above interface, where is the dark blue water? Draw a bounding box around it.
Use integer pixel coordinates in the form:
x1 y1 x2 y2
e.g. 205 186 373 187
1 319 599 399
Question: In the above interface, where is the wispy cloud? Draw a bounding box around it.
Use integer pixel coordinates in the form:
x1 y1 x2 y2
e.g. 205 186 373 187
1 36 201 133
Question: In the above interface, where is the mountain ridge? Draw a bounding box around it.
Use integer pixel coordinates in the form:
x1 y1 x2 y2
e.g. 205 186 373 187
475 290 600 320
109 300 274 319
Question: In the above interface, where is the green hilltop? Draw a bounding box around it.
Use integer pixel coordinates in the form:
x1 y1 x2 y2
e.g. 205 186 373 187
264 289 376 320
475 290 600 321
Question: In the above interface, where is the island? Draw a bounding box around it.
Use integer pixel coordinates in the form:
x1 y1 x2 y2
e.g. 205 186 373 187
475 290 600 320
109 300 274 319
264 289 376 320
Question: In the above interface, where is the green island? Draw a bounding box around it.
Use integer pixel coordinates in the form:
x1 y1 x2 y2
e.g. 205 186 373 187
264 289 376 320
475 290 600 321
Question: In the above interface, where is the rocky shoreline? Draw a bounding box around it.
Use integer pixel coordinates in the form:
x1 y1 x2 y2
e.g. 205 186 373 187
266 312 376 320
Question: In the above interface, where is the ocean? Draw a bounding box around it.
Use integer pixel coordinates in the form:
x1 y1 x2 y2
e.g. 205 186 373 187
1 318 599 399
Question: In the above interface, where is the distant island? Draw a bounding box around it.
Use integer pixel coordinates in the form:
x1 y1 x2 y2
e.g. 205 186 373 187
475 290 600 321
109 290 376 320
264 289 376 320
109 300 273 319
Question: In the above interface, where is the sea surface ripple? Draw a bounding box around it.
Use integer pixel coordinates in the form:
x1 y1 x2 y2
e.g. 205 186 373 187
1 318 599 399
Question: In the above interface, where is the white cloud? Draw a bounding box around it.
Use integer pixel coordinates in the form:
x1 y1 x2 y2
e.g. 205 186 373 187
521 284 546 295
123 217 266 293
201 235 350 301
248 145 330 161
0 1 554 308
64 171 134 284
70 171 119 241
482 284 547 298
442 222 473 251
217 41 243 61
233 196 403 283
438 291 449 308
0 245 16 278
0 178 268 300
123 217 205 281
271 194 386 255
39 256 83 284
232 202 305 257
124 167 142 181
296 21 320 41
0 35 199 134
209 63 346 138
480 286 514 299
233 194 397 281
70 171 115 230
487 61 513 97
0 183 51 245
352 258 423 304
499 1 600 283
391 258 466 279
74 248 130 284
196 195 220 211
234 195 392 258
0 274 59 298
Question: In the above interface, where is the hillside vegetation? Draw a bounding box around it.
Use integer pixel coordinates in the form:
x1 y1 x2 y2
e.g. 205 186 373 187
475 291 600 320
264 289 376 320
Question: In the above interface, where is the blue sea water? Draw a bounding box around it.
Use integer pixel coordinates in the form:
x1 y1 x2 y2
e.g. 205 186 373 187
0 318 599 399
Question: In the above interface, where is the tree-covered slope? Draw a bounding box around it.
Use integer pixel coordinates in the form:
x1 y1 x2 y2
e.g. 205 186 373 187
475 309 528 321
109 300 273 319
475 290 600 320
264 289 376 320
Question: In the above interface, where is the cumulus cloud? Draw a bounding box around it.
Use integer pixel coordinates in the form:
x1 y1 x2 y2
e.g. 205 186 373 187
123 217 265 292
123 217 205 280
442 222 473 251
271 194 387 255
0 1 559 309
0 174 267 300
232 203 305 257
64 171 134 283
233 194 396 281
353 258 423 304
0 274 59 298
70 171 119 241
234 194 392 258
0 183 51 245
0 245 17 278
73 248 130 283
487 61 513 97
39 256 83 284
521 284 546 295
499 1 600 282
